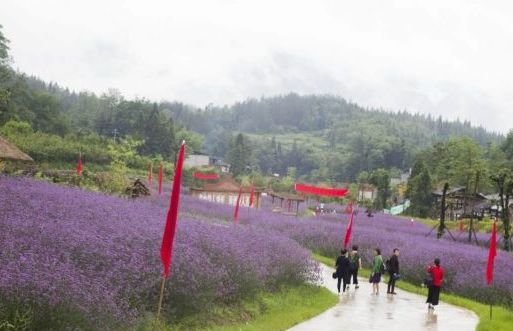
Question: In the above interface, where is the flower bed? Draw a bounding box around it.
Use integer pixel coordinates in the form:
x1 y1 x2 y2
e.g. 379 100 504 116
0 177 319 329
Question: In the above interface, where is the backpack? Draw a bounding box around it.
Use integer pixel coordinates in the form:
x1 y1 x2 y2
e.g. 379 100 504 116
379 257 387 274
349 253 359 271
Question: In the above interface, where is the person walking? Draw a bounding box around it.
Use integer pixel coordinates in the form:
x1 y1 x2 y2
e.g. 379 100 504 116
370 248 384 295
387 248 400 294
349 245 362 290
426 258 444 310
335 249 351 294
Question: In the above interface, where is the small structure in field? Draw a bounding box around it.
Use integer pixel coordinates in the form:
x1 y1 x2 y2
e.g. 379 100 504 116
358 184 377 201
189 176 262 208
0 136 33 162
432 187 488 220
268 191 305 216
126 179 150 199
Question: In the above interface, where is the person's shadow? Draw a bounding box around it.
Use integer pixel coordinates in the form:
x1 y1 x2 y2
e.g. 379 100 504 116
425 309 438 330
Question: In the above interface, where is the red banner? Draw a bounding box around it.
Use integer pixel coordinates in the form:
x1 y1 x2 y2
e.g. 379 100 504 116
158 164 163 195
343 203 354 248
295 183 348 197
233 188 242 224
344 201 353 214
193 172 220 180
486 221 497 285
160 142 186 278
76 154 83 176
249 185 255 207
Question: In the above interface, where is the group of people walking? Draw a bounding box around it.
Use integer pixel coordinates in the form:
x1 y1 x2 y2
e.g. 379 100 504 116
334 246 444 310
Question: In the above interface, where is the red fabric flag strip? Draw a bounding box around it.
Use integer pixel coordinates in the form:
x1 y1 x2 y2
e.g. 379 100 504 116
459 220 464 232
295 183 348 197
158 164 164 195
233 188 242 224
76 154 83 176
160 142 186 278
486 221 498 285
148 163 153 187
193 172 220 180
343 205 354 249
249 185 255 207
344 201 353 214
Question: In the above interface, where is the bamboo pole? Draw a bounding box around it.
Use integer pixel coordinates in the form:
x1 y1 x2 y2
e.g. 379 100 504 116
156 277 167 320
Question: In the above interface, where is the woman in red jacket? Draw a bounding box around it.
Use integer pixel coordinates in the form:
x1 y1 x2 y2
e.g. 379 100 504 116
426 258 444 310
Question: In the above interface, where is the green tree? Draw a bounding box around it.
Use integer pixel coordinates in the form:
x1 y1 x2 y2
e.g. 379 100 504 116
406 160 433 217
226 133 252 176
369 168 390 210
139 103 176 157
490 169 513 251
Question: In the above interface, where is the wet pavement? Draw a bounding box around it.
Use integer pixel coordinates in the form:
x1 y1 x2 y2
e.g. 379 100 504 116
288 264 478 331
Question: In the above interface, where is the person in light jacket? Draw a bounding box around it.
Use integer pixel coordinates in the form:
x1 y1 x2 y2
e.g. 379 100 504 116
370 248 384 295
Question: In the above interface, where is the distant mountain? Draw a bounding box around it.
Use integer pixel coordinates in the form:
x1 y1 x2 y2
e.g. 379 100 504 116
159 94 503 180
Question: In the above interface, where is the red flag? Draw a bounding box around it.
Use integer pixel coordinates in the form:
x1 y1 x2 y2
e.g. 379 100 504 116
343 209 354 249
486 221 497 285
148 163 153 187
295 183 348 197
160 142 186 278
193 172 220 180
76 154 83 176
233 187 242 224
158 163 164 195
344 201 353 214
249 185 255 207
459 220 464 232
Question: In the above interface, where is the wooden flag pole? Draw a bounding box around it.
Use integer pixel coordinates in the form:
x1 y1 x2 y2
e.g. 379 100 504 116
156 276 167 320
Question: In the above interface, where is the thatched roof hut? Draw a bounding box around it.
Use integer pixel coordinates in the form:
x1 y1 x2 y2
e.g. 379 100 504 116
0 136 33 162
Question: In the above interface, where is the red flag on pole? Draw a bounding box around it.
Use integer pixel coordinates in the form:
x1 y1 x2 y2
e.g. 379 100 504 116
193 172 220 180
486 221 497 285
158 163 164 195
343 203 354 249
344 201 353 214
459 220 464 232
233 187 242 224
76 153 83 176
160 142 186 278
148 163 153 187
249 185 255 207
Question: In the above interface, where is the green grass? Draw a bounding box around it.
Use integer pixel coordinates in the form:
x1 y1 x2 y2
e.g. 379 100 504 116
313 253 513 331
136 284 337 331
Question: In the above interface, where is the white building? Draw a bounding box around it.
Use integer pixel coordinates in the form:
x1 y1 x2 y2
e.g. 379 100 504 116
185 154 210 168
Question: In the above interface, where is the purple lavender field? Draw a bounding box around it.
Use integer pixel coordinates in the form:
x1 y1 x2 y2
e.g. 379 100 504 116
179 195 513 309
0 177 319 329
2 176 513 329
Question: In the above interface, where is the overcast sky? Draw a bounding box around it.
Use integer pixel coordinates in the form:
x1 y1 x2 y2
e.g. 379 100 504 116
2 0 513 132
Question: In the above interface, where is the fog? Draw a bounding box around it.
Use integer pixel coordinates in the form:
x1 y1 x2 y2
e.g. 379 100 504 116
2 0 513 132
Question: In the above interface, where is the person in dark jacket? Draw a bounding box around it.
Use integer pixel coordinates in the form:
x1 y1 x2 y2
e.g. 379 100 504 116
387 248 400 294
335 249 351 294
348 245 362 290
426 258 444 310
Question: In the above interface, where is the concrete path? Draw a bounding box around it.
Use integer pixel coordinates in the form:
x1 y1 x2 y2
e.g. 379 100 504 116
288 264 479 331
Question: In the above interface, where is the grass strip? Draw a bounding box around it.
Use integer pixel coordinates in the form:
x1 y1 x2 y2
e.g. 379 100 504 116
137 284 337 331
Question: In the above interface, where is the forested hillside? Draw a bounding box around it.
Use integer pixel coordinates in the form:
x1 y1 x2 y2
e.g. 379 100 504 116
161 94 503 180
